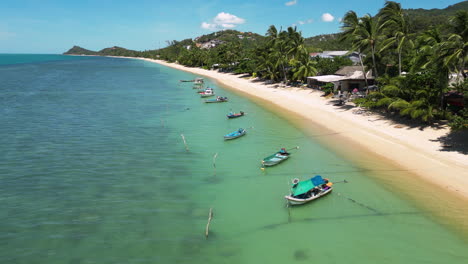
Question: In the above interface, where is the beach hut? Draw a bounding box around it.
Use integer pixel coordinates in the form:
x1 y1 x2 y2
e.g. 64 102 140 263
334 66 374 92
306 75 346 90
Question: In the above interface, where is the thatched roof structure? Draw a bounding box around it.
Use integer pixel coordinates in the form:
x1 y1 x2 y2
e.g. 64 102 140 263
335 66 373 79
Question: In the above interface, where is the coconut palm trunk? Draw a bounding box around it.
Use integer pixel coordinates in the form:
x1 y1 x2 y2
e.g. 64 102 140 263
358 50 369 93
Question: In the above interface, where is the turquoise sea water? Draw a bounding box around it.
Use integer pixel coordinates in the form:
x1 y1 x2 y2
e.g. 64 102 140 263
1 54 467 264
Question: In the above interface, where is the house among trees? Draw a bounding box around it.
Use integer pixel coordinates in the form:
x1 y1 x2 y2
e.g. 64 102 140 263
196 39 225 49
307 66 374 92
310 51 362 65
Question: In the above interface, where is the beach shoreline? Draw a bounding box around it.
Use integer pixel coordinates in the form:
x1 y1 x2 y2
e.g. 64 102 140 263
103 56 468 199
143 58 468 194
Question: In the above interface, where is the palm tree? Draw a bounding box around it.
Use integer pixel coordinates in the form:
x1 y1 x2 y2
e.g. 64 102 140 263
378 1 413 76
292 51 317 82
356 14 381 79
265 25 289 82
341 11 369 90
442 10 468 81
411 28 443 72
441 34 467 81
286 26 305 60
255 44 280 81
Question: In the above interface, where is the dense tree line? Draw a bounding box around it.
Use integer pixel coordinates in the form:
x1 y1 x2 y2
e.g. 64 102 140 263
343 1 467 129
63 1 467 129
151 1 467 129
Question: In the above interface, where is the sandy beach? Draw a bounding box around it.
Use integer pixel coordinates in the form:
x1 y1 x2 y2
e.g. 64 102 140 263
128 57 468 202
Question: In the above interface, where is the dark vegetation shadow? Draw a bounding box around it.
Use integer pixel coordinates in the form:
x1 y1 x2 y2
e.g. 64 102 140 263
433 130 468 154
324 98 468 154
329 99 448 130
329 99 356 110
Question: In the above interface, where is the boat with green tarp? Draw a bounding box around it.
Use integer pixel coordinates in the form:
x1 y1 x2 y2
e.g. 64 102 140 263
285 175 333 205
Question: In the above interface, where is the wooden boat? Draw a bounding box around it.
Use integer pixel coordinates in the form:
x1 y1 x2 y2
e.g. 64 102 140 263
196 87 211 93
284 175 333 205
200 88 215 97
227 111 244 119
193 83 204 89
192 78 204 88
261 148 290 167
205 96 228 103
224 128 246 140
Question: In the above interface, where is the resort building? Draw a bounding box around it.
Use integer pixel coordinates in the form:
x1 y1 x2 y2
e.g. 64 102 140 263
307 66 374 92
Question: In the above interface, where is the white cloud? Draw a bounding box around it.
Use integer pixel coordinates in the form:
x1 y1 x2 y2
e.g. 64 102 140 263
298 18 313 25
321 13 335 22
201 22 218 30
214 12 245 25
201 12 245 31
285 0 297 6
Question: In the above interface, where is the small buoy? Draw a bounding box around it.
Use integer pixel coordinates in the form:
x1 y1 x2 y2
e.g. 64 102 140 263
261 167 265 171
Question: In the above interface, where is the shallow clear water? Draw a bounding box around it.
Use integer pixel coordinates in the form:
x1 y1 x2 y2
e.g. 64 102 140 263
1 55 467 264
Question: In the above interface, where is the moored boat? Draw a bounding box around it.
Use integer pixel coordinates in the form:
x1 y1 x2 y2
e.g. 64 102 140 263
200 88 215 97
227 111 245 119
205 96 228 103
261 148 290 167
285 175 333 205
223 128 246 140
192 78 204 89
192 78 204 88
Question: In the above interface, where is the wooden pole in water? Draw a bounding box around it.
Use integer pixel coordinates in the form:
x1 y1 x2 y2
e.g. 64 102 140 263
205 208 213 239
160 118 165 128
181 134 189 152
287 179 291 222
213 153 218 176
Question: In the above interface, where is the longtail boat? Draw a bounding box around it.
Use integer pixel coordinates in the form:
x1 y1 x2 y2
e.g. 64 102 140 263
223 128 246 140
205 96 228 103
284 175 333 205
227 111 244 119
200 88 215 97
261 148 290 167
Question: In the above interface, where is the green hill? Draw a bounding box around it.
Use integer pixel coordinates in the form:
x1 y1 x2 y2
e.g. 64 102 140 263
63 46 97 55
97 46 140 57
304 33 351 52
303 0 467 51
406 0 468 32
63 45 140 57
64 1 467 56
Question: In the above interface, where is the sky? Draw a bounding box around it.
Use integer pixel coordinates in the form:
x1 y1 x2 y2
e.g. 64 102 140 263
0 0 464 54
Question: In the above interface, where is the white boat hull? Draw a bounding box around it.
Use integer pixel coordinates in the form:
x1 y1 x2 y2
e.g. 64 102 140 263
262 154 289 166
285 188 333 205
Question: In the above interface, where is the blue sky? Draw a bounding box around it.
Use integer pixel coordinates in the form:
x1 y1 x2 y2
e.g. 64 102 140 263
0 0 463 53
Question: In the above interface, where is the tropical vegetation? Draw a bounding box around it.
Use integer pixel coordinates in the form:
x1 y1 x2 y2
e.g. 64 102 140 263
341 1 467 129
64 1 467 129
